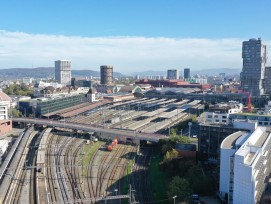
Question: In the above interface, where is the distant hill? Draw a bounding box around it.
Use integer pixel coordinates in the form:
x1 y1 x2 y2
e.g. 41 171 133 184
130 70 166 77
129 68 241 77
0 67 124 80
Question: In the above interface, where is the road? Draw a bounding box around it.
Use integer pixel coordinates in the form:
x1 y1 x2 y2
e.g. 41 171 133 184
12 117 167 142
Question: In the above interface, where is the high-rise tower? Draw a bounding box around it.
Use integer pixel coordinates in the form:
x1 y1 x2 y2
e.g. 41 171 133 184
55 60 71 86
240 38 267 96
100 65 113 85
167 69 179 80
184 68 190 80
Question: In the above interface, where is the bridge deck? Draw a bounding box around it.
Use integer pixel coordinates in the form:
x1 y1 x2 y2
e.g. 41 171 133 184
12 118 167 142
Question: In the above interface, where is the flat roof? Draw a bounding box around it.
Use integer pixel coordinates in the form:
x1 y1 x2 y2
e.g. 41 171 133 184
254 131 269 147
141 108 167 117
221 131 247 149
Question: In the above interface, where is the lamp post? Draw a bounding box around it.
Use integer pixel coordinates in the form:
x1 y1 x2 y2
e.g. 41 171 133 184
172 195 177 204
188 122 192 138
114 188 118 196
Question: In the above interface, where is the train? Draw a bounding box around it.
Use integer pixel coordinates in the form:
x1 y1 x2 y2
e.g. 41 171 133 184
107 139 118 151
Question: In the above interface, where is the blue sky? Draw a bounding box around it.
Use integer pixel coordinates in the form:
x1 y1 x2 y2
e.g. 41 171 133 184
0 0 271 73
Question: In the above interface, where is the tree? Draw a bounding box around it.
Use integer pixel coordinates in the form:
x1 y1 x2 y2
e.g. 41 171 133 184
11 108 23 117
161 143 173 155
167 176 192 202
163 149 179 163
191 115 197 123
170 128 177 136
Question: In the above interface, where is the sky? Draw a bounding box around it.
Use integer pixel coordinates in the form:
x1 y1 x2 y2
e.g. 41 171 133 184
0 0 271 74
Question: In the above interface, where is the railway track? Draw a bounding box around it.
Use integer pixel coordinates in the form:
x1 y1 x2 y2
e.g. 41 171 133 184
132 146 153 203
2 130 38 204
86 144 135 204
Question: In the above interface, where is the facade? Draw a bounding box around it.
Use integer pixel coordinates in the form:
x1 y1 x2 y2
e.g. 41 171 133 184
22 77 33 85
195 78 207 85
100 65 113 85
240 38 267 96
19 94 86 117
167 69 179 80
184 68 190 80
204 101 243 124
55 60 72 86
135 79 211 90
0 91 12 134
264 66 271 94
86 88 96 102
71 78 92 88
199 120 257 160
220 127 271 204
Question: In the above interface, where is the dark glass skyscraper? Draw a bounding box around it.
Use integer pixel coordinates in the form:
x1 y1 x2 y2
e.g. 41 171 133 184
240 38 267 96
184 68 190 80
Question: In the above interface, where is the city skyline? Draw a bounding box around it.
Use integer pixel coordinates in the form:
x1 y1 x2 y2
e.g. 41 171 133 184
0 0 271 73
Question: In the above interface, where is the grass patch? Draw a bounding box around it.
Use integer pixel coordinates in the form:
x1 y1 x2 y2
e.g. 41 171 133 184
82 141 104 176
150 155 168 203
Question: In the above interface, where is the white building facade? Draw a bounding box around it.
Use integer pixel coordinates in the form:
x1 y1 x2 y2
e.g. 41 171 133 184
55 60 71 86
205 102 243 124
220 127 271 204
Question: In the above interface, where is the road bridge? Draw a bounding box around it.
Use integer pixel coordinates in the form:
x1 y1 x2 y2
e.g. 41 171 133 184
12 118 167 142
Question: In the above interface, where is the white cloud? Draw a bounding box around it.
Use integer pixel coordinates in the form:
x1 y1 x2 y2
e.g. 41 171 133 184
0 30 270 74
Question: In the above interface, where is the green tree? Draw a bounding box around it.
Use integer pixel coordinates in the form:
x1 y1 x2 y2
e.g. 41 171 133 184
167 176 192 202
163 149 179 163
11 109 23 117
191 115 197 123
170 128 177 136
161 143 173 155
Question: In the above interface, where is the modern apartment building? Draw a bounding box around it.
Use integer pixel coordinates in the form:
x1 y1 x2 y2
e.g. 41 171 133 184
199 119 257 160
184 68 190 80
55 60 72 86
167 69 179 80
100 65 113 85
204 101 243 124
240 38 267 96
220 127 271 204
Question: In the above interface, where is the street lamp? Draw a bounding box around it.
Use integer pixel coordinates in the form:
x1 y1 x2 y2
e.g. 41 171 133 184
188 122 192 138
172 195 177 204
114 188 118 196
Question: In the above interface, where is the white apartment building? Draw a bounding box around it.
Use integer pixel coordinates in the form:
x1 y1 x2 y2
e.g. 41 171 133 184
220 127 271 204
205 101 243 124
55 60 71 86
0 92 11 120
195 78 207 85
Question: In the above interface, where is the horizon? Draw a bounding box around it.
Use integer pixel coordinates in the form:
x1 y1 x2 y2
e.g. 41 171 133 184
0 1 271 72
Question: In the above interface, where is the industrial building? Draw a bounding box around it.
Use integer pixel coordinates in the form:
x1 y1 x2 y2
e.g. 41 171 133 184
71 77 92 88
220 127 271 204
55 60 72 86
240 38 267 96
0 91 12 135
100 65 113 85
19 94 86 117
167 69 179 80
135 79 211 90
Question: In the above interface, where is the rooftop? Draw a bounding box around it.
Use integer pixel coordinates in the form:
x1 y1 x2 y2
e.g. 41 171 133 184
221 131 248 149
0 91 11 102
